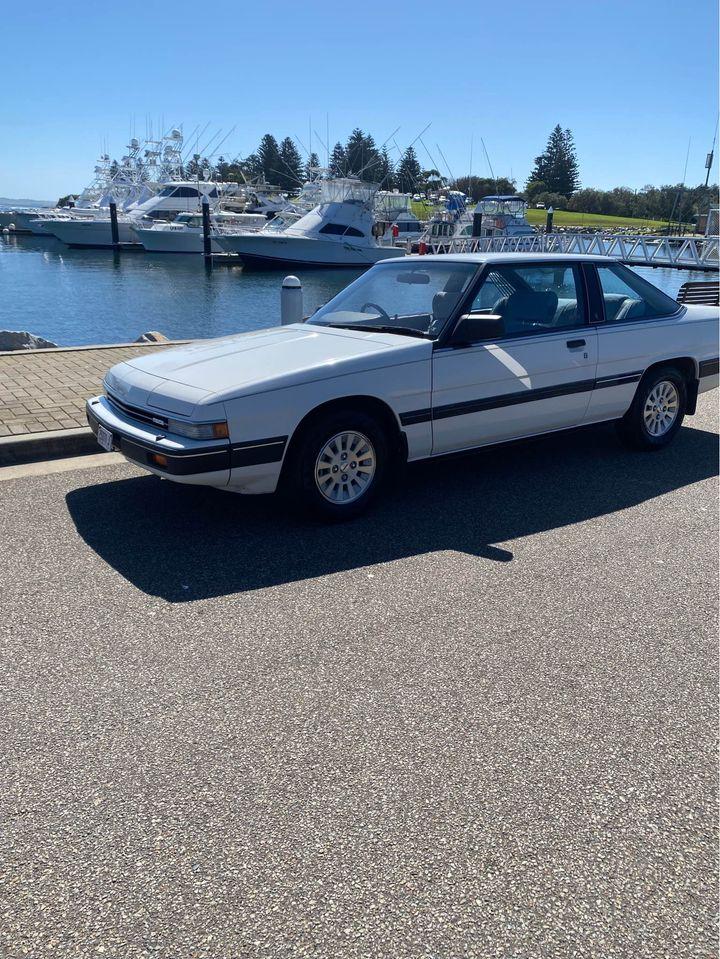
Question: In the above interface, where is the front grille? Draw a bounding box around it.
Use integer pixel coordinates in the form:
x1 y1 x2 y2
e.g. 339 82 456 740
106 391 169 430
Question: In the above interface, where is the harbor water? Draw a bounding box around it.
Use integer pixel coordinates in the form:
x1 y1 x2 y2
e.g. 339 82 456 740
0 233 711 347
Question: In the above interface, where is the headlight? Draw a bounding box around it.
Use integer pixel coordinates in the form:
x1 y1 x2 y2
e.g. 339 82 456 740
166 418 229 440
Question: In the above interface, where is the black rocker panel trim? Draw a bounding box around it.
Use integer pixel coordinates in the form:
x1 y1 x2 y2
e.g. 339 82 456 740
230 436 288 468
400 370 645 425
399 408 432 426
699 357 720 377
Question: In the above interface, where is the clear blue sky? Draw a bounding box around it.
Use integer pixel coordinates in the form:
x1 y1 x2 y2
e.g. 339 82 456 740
1 0 717 199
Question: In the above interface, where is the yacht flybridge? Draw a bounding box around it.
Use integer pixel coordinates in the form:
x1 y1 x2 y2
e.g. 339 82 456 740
472 195 535 238
418 193 535 248
375 191 425 242
214 178 404 268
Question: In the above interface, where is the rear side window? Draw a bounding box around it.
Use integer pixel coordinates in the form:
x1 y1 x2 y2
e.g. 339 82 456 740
469 263 586 335
596 264 679 323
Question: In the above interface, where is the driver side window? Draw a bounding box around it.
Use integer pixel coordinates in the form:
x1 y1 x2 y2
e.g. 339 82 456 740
469 264 586 336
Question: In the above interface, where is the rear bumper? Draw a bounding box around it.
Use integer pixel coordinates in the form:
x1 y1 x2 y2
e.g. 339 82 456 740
86 396 231 487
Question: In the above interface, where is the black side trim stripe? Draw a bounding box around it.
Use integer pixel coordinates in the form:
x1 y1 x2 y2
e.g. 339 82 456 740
594 370 643 389
231 436 288 468
432 378 596 421
699 357 719 377
400 369 645 426
400 408 432 426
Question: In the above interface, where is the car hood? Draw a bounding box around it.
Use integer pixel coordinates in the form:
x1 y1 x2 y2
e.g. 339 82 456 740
104 324 430 414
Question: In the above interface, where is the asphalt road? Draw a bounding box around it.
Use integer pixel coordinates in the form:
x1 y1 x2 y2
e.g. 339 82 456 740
1 398 718 959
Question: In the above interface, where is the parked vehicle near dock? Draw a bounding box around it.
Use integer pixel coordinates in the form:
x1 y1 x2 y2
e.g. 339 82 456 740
86 253 719 519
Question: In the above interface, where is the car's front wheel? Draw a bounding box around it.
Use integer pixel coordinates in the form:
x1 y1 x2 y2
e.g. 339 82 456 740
284 408 390 520
616 365 687 450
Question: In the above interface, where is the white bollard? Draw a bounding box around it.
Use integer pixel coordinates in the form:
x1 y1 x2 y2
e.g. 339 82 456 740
280 275 303 325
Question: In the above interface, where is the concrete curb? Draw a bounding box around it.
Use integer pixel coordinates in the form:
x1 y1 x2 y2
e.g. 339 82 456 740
0 427 99 466
0 340 190 357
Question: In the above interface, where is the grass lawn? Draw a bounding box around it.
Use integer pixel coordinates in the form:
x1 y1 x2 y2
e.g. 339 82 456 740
525 208 680 231
410 200 688 232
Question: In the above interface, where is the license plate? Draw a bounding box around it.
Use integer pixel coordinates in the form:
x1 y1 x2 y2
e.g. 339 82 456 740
96 424 113 452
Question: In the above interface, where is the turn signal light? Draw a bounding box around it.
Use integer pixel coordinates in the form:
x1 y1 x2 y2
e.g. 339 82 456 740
150 453 168 468
212 422 230 439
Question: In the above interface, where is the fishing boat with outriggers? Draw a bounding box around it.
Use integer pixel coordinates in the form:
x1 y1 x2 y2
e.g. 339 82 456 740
214 178 404 268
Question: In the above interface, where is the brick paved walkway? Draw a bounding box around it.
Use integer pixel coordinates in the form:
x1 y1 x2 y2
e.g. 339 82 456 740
0 343 184 437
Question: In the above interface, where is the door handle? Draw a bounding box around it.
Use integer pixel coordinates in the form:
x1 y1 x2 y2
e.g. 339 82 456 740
566 338 586 349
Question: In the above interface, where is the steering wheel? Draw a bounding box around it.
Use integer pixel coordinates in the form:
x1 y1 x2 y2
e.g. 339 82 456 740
361 302 392 324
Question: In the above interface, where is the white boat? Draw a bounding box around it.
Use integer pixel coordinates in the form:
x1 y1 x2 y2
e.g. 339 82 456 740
132 211 267 254
9 148 119 234
471 195 535 238
243 182 290 215
47 180 241 248
214 178 405 268
15 128 188 240
375 191 425 243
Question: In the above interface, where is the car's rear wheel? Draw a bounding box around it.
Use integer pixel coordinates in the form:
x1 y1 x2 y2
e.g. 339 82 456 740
284 408 390 520
616 365 687 450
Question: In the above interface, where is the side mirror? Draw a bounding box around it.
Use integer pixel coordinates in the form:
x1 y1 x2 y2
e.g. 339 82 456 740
451 312 504 345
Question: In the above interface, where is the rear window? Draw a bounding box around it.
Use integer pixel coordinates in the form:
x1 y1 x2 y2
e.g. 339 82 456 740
596 264 680 322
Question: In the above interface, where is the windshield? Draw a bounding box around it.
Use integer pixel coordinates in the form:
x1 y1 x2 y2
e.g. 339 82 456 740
308 260 478 337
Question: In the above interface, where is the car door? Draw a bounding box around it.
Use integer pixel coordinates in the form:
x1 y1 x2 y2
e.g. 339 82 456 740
431 262 598 454
583 262 686 423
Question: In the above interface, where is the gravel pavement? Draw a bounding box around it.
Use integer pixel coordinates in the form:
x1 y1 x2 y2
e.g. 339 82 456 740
1 398 718 959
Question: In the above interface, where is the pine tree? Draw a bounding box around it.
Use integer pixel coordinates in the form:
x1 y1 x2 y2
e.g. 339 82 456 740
186 153 203 178
397 146 422 193
344 129 381 181
278 137 304 191
256 134 282 184
560 128 580 195
329 142 347 177
215 156 230 181
305 152 320 180
377 145 395 189
526 125 580 197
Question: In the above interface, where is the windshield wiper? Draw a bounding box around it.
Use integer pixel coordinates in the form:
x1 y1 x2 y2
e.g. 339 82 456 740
326 323 431 339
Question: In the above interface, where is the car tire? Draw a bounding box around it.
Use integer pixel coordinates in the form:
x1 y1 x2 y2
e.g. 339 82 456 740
283 408 390 520
616 365 687 450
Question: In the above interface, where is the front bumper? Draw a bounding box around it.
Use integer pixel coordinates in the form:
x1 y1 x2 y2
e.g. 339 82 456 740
86 395 231 484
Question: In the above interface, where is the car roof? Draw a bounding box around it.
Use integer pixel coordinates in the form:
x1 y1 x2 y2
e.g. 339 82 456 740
384 252 620 266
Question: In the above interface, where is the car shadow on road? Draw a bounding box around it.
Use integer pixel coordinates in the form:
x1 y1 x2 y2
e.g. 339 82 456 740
66 423 718 602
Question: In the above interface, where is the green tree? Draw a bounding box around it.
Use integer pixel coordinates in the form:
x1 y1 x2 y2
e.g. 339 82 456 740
453 175 516 202
344 129 381 181
186 153 203 178
305 152 320 180
277 137 304 190
396 146 422 192
329 142 347 177
377 145 395 189
527 125 580 197
255 134 282 184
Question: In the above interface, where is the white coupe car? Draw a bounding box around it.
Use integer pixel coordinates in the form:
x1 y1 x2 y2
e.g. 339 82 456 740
87 253 719 519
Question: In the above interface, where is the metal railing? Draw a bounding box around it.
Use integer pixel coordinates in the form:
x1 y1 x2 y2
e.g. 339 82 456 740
423 233 720 271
